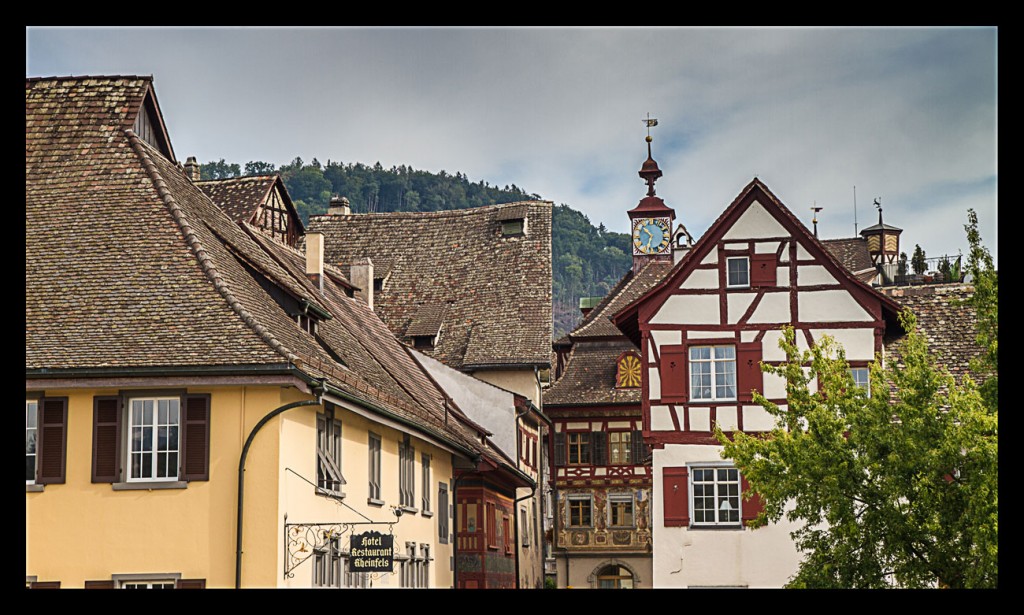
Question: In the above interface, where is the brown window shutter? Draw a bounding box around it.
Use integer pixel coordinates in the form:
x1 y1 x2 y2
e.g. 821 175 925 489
591 431 607 466
736 342 763 404
553 432 565 466
750 253 777 288
740 474 765 524
181 394 211 481
630 430 644 464
37 397 68 484
92 396 122 483
84 580 116 589
663 467 690 527
176 578 206 589
659 345 688 402
29 581 61 589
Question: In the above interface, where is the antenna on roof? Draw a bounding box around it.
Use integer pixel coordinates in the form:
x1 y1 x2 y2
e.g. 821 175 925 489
811 203 823 238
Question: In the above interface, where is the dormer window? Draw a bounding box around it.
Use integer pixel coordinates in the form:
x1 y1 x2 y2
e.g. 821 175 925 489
497 204 529 237
296 313 318 336
501 219 525 237
412 335 436 350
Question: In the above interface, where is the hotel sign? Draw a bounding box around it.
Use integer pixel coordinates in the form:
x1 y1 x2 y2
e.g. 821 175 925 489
350 531 394 572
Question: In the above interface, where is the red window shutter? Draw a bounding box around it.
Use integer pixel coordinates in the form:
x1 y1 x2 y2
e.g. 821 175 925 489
660 345 688 402
740 474 765 524
663 467 690 527
29 581 61 589
176 578 206 589
181 394 211 481
736 342 763 403
750 254 777 288
92 396 122 483
37 397 67 484
84 580 116 589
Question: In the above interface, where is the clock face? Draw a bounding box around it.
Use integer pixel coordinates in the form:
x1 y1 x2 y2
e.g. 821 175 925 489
632 218 672 255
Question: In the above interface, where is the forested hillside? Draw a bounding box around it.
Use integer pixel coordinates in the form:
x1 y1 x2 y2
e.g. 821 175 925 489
200 158 631 338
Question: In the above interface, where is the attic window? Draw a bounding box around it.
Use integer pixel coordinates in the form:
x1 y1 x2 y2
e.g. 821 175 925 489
501 219 525 237
412 335 436 350
374 278 384 293
297 313 319 336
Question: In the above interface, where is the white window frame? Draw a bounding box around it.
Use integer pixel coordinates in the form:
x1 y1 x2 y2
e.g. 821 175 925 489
850 367 871 396
126 396 181 483
689 345 737 402
567 494 593 528
608 431 631 465
26 400 38 485
608 492 635 528
688 463 742 527
520 505 530 547
113 572 181 589
726 256 750 288
368 432 382 503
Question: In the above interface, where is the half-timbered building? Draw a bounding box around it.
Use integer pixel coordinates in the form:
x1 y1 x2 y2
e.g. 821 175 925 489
197 173 304 247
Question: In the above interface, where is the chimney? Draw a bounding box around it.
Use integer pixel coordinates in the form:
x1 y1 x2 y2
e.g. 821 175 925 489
184 156 201 182
328 195 351 216
351 257 374 310
305 232 324 293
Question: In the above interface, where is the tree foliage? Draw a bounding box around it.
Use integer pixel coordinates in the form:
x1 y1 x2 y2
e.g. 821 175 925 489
911 244 927 275
717 315 997 588
958 209 997 411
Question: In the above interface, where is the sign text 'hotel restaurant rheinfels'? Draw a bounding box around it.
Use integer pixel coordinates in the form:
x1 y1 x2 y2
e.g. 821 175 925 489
350 531 394 572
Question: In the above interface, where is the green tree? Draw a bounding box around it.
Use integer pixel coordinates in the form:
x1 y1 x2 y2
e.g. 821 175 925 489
244 160 276 176
898 252 908 278
200 158 241 180
957 209 997 411
911 244 927 275
716 310 997 588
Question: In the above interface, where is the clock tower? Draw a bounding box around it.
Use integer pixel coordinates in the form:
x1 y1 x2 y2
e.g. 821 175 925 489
627 133 676 274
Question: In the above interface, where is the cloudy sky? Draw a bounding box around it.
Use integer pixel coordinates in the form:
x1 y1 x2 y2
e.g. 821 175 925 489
27 27 997 265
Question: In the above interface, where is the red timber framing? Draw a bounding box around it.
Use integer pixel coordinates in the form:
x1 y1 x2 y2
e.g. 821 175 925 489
612 179 904 449
548 415 651 488
251 181 301 247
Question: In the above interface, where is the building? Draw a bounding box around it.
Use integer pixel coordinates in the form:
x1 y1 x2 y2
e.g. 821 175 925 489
25 75 518 589
305 198 554 588
196 172 305 247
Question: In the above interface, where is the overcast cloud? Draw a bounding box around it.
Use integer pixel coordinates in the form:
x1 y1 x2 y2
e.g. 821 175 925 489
27 26 997 265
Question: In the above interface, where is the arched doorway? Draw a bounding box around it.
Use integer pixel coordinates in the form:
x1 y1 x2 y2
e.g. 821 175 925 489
594 564 634 589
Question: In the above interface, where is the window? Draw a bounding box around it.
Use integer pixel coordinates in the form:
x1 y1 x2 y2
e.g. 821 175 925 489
504 514 513 554
411 335 435 350
567 431 591 465
26 400 37 483
691 467 741 526
400 542 423 588
501 219 525 236
568 496 592 527
727 256 750 287
438 482 450 544
609 493 635 527
421 453 431 514
399 435 415 510
317 407 345 496
313 538 342 588
418 544 430 589
368 432 382 504
689 345 737 401
609 431 631 465
100 573 204 589
596 564 634 589
92 393 208 486
486 502 498 548
850 367 870 395
342 556 369 588
128 397 180 482
521 506 529 547
123 580 176 589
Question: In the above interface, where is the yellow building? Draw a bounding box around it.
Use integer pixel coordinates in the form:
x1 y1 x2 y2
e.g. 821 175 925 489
26 75 518 589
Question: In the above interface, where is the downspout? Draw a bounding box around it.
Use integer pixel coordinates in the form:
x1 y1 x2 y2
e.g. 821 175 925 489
513 400 530 589
235 388 323 589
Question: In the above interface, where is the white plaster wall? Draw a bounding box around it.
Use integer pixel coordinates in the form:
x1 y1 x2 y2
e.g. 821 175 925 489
740 330 758 343
742 405 777 432
810 328 876 360
797 265 838 286
777 266 790 287
722 201 788 240
648 367 661 400
651 405 674 431
796 243 812 260
761 329 787 361
727 293 756 324
755 241 781 254
701 248 718 265
681 268 719 290
762 372 788 400
608 421 632 429
717 407 739 431
799 291 873 322
688 330 728 339
651 330 681 348
689 408 711 431
566 421 590 430
651 295 720 325
747 292 790 324
674 247 689 264
652 445 803 588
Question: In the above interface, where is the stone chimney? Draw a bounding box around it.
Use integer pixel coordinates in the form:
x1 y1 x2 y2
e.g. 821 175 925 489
328 195 351 216
305 232 324 293
351 257 374 310
184 156 201 182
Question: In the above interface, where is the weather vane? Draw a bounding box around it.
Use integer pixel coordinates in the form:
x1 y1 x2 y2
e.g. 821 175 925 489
644 113 658 137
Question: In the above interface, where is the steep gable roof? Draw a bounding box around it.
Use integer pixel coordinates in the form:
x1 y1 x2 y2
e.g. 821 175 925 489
197 174 305 236
822 237 876 277
613 178 904 344
305 202 553 370
544 339 643 406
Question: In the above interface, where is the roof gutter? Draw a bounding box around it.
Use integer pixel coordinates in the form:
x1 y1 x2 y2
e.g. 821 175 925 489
26 363 297 379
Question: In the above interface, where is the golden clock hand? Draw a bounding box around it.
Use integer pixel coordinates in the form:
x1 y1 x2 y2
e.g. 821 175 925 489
641 226 652 238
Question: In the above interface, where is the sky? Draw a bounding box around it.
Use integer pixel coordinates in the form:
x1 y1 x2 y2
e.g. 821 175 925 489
26 26 997 266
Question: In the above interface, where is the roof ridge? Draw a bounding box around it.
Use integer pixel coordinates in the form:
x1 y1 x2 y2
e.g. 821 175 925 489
126 129 300 364
26 74 154 83
309 199 551 222
196 174 278 184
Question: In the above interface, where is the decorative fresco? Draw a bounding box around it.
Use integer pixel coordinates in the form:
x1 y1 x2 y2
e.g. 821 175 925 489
556 487 651 550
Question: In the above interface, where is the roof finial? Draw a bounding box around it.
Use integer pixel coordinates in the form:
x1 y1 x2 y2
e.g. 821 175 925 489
874 197 882 225
639 114 662 197
811 203 823 239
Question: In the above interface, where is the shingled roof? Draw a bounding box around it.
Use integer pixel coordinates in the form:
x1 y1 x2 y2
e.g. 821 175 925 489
544 339 643 406
25 75 494 458
571 261 673 339
823 237 876 278
305 202 553 370
197 175 277 222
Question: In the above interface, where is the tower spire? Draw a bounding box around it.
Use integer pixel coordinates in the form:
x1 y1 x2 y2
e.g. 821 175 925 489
639 114 662 197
